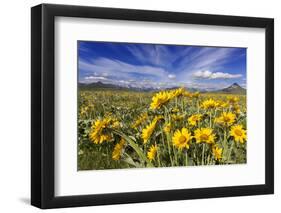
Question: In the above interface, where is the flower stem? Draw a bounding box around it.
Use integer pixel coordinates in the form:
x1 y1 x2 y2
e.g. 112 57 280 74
156 146 161 167
223 128 227 160
172 145 178 166
166 132 174 166
227 141 234 163
209 111 212 127
207 152 210 165
202 143 205 165
160 126 166 150
185 151 189 166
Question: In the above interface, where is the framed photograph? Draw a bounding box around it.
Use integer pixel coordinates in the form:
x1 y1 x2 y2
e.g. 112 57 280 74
31 4 274 209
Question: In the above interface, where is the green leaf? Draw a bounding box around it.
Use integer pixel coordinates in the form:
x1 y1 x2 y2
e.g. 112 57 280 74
113 130 154 167
122 154 141 167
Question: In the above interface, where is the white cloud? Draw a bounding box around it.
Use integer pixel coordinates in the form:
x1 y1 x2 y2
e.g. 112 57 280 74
118 80 130 84
168 74 176 79
193 70 213 79
211 72 242 79
193 70 242 79
84 76 108 80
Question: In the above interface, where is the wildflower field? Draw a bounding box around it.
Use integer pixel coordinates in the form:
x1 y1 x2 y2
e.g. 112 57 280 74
78 88 247 170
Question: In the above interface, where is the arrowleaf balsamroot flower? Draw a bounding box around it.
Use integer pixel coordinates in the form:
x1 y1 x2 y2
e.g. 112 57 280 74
190 91 200 98
142 120 157 144
153 115 164 122
227 96 239 104
172 128 192 150
201 99 219 110
112 138 125 161
188 114 202 126
147 144 158 161
212 145 223 161
163 122 171 134
111 120 121 128
131 112 148 129
215 112 236 126
232 104 241 114
230 125 247 143
171 114 185 121
217 100 229 108
194 127 216 144
150 91 172 110
170 87 185 98
89 118 113 144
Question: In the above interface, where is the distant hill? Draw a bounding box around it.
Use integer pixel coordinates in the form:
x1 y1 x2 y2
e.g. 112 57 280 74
79 81 129 90
79 81 124 90
216 83 246 94
79 81 155 92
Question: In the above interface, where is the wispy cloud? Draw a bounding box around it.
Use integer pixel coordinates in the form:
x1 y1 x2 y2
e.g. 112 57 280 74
79 57 170 81
78 42 246 90
178 48 239 75
79 57 180 89
125 44 173 66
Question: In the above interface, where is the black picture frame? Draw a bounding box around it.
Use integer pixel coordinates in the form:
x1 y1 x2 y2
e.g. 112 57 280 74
31 3 274 209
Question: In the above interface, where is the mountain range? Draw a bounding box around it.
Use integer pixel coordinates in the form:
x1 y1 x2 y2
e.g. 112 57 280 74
79 81 246 94
217 83 246 94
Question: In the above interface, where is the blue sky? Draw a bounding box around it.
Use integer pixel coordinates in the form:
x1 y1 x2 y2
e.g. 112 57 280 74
78 41 246 90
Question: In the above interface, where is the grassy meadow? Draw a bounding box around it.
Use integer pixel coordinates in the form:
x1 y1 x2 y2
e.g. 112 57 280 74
78 88 247 170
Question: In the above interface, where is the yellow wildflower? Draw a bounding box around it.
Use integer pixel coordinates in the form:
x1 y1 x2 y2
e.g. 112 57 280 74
150 91 172 110
147 144 158 161
172 128 192 150
228 96 239 104
212 145 223 161
194 127 216 144
164 122 171 133
191 91 200 98
171 114 185 121
232 104 241 114
89 118 112 144
188 114 202 126
183 91 191 97
215 112 236 126
142 120 157 144
112 138 125 161
111 120 121 128
217 100 229 108
201 99 219 110
131 113 148 129
230 125 247 143
170 87 185 98
153 115 164 122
